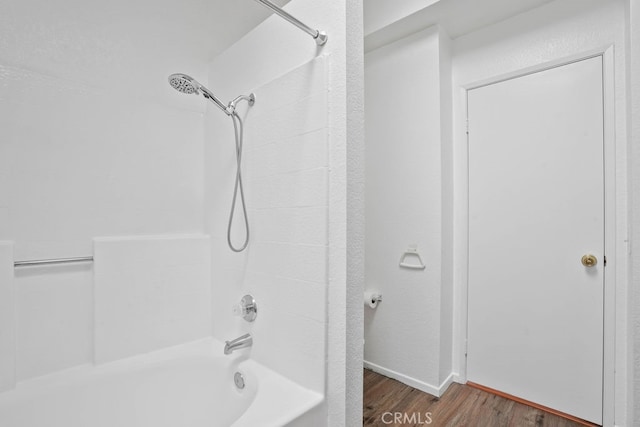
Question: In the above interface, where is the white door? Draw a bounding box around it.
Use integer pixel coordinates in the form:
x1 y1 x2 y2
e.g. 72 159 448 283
467 56 604 425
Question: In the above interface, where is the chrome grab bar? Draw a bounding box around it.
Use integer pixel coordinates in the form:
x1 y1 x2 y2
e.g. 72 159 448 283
13 256 94 268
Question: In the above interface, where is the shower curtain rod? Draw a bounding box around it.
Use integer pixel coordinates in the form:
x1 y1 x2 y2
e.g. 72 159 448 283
253 0 327 46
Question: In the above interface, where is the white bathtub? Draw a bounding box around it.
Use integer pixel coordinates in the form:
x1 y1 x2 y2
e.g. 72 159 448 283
0 339 323 427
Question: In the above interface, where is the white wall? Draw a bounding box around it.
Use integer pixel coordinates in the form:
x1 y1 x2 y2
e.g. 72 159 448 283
364 26 453 396
451 0 629 424
364 0 439 35
363 0 557 52
203 1 363 425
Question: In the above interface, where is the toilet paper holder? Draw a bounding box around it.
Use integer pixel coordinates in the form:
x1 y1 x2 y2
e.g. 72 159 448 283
365 291 383 308
399 245 426 270
368 293 382 303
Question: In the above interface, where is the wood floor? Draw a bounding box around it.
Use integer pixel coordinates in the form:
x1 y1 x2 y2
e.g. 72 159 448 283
363 369 590 427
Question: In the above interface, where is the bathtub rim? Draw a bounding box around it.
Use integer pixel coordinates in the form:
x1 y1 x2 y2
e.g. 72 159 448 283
0 337 324 427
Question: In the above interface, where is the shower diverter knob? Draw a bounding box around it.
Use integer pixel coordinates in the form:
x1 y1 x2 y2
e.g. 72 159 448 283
232 294 257 322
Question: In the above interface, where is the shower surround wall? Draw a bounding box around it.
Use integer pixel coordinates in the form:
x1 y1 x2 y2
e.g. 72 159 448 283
93 236 212 364
0 1 364 424
204 1 364 425
206 56 329 395
0 0 216 387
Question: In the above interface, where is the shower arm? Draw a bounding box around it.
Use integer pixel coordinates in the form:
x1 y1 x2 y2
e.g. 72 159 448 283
228 94 256 113
253 0 327 46
203 90 255 116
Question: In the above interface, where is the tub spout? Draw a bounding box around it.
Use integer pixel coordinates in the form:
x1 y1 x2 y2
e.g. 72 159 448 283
224 333 253 355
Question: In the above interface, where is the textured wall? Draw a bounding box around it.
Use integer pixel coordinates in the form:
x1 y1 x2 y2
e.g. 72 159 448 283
451 0 629 424
364 27 447 393
345 1 365 425
629 0 640 424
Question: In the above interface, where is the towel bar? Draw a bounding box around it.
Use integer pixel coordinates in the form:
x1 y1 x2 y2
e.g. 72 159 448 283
13 256 94 268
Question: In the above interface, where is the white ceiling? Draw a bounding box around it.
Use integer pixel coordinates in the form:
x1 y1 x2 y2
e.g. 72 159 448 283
365 0 441 35
0 0 289 96
0 0 559 96
364 0 557 52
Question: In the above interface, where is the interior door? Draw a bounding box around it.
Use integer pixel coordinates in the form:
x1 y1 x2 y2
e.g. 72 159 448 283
466 56 604 425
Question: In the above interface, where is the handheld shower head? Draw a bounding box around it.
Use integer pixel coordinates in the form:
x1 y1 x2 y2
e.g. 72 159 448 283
168 73 232 115
167 72 256 253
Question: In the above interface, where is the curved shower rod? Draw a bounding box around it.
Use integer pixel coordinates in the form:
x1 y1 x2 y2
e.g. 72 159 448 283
253 0 327 46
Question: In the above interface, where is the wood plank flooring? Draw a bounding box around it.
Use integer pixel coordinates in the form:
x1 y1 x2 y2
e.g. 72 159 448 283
363 369 591 427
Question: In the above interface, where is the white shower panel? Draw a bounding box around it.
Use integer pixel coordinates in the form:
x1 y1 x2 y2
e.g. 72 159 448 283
93 235 211 364
0 64 206 262
206 56 328 395
15 264 93 381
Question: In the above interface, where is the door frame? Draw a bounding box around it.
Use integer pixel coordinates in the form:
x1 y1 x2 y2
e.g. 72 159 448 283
454 46 617 426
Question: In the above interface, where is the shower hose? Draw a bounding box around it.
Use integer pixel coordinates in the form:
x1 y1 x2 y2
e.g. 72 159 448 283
227 112 250 252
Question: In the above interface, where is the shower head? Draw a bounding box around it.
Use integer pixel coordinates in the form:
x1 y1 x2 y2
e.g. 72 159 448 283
168 73 232 115
168 73 199 95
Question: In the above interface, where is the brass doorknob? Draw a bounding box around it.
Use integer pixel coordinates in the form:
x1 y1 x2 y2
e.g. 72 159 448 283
581 254 597 267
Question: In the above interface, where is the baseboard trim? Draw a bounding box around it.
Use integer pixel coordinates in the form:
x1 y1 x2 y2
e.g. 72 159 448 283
363 361 454 397
466 382 600 427
438 372 455 396
451 372 465 384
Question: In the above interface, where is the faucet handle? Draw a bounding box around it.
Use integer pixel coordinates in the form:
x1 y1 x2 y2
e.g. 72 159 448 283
232 294 257 322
